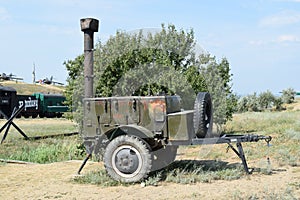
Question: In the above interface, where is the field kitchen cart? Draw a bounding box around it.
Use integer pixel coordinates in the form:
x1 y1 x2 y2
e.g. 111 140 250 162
78 18 272 183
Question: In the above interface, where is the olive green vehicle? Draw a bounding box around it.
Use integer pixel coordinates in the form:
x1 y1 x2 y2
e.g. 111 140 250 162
82 93 212 183
79 18 271 183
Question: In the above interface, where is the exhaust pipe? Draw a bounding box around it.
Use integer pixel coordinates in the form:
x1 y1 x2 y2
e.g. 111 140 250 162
80 18 99 98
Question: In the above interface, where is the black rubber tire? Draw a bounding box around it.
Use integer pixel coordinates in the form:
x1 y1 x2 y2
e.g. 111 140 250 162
103 135 152 183
193 92 213 138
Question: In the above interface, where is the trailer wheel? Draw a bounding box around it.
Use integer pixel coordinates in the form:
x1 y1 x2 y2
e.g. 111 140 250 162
193 92 213 138
104 135 152 183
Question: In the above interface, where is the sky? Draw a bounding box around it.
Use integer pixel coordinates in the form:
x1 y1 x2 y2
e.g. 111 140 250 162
0 0 299 95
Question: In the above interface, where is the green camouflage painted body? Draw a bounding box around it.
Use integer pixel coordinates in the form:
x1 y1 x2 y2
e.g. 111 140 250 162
82 95 194 157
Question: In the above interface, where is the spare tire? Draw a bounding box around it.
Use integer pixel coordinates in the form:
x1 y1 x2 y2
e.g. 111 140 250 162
193 92 213 138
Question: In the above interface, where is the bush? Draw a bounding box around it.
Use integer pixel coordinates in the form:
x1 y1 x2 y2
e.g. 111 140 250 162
258 90 275 110
237 91 283 112
237 93 260 112
281 88 296 104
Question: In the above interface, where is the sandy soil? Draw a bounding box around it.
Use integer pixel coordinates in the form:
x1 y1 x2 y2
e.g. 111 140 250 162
0 160 299 200
1 114 299 199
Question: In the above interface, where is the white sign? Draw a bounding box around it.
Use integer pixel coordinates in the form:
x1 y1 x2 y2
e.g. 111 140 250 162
19 97 39 111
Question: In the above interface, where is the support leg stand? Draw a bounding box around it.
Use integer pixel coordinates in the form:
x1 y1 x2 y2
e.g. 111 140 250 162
77 154 92 175
227 142 251 174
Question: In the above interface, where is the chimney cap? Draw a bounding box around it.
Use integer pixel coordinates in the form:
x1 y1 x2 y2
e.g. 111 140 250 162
80 18 99 32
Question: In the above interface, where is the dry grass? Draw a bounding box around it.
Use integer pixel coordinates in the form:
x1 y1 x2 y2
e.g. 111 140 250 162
1 81 65 95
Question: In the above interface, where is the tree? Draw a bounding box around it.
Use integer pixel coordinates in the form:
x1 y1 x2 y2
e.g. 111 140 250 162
197 54 236 129
281 88 296 104
93 25 196 98
64 24 236 128
237 96 248 113
273 97 283 111
258 90 276 110
63 55 84 121
246 93 259 112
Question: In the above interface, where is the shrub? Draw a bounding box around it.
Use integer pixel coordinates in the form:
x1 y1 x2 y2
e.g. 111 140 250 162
281 88 296 104
237 91 284 112
258 90 275 110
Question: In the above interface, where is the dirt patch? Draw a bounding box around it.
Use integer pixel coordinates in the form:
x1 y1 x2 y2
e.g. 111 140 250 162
0 160 299 199
286 98 300 111
291 103 300 111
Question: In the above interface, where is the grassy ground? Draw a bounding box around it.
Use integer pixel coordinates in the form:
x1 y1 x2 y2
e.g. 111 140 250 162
224 110 300 167
75 106 300 187
0 118 85 163
1 95 299 199
1 101 299 187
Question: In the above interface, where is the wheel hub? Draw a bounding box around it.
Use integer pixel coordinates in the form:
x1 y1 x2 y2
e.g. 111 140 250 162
114 148 139 174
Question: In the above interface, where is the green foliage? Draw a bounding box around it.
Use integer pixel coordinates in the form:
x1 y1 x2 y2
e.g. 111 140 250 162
258 90 276 110
184 65 206 94
63 55 84 121
237 93 259 112
64 54 84 80
273 96 284 111
93 25 197 99
236 88 297 113
198 54 237 127
65 24 236 126
1 137 85 164
281 88 296 104
237 91 284 112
